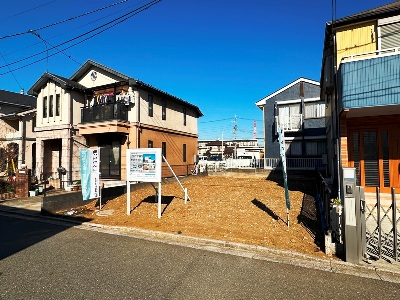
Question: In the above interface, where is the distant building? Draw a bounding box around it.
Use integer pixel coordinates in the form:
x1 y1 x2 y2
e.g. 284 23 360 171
255 78 326 161
198 138 263 159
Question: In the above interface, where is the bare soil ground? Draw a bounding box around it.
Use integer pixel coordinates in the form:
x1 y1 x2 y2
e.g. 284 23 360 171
64 171 328 258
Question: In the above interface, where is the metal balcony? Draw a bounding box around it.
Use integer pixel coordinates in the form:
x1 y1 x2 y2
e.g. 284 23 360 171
81 102 128 123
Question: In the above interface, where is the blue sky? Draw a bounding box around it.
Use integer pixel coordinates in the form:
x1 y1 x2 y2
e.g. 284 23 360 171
0 0 392 142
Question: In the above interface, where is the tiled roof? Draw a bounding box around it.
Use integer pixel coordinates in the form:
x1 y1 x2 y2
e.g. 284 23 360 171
0 89 36 108
27 72 86 96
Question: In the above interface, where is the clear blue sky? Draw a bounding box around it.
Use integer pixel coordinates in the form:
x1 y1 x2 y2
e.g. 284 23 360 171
0 0 392 142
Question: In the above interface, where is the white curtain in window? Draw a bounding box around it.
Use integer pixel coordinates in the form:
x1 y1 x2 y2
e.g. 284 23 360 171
305 102 325 118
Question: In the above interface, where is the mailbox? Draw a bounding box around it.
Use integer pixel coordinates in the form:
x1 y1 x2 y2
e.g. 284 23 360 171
342 167 356 198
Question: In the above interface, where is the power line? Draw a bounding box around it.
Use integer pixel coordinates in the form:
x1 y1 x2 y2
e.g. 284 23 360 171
0 0 130 41
2 0 59 20
0 0 163 75
0 52 22 90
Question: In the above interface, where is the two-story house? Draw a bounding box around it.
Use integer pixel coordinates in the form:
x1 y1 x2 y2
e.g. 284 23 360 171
255 78 326 166
0 89 36 176
28 60 203 183
320 2 400 194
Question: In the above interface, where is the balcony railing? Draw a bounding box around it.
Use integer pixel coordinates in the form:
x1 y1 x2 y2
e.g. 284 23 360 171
339 48 400 109
275 114 302 132
81 102 128 123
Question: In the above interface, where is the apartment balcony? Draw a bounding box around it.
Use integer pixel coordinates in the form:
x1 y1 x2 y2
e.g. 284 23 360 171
338 48 400 110
81 102 128 124
275 114 302 133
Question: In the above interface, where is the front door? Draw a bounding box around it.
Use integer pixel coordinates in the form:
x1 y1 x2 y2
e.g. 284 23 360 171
99 140 121 179
349 128 400 193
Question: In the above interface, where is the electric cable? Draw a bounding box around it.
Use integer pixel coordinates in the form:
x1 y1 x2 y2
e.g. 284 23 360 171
0 0 162 75
0 0 131 40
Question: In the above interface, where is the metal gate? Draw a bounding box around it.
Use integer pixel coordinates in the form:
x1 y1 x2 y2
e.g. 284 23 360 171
365 188 399 262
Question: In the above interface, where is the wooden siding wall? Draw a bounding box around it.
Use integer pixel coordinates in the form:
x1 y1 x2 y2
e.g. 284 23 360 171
336 22 377 66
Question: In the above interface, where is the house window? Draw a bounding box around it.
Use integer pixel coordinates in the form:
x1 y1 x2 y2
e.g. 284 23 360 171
183 144 187 162
162 100 166 120
285 141 302 156
148 140 153 148
305 140 326 156
43 96 47 118
304 101 325 119
55 94 60 116
162 142 166 158
49 95 53 117
32 116 36 132
277 103 301 131
183 108 187 126
148 94 153 117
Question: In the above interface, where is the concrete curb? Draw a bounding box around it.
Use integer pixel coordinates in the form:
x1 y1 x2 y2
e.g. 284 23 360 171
1 205 399 283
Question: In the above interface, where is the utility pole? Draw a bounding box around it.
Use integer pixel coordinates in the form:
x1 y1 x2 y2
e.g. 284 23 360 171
232 115 238 158
221 131 224 159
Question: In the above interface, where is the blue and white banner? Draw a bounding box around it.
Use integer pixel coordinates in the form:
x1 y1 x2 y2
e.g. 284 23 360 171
80 148 100 201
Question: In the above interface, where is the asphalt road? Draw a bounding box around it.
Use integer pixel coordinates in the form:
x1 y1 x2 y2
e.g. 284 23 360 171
1 213 399 300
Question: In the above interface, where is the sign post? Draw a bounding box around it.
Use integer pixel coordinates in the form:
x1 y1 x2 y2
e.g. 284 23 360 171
126 148 162 217
278 127 290 227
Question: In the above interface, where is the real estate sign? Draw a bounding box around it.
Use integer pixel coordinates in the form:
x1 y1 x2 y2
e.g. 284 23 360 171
126 148 162 183
80 148 100 201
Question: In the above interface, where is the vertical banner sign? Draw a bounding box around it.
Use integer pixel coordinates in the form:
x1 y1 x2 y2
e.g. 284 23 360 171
80 149 91 201
278 127 291 225
79 148 100 201
90 148 100 199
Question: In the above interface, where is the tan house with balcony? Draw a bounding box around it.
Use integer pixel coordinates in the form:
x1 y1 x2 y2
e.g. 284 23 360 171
28 60 203 183
0 89 36 176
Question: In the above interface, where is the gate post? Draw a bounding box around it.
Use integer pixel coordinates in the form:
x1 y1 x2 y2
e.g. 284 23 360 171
15 168 31 198
342 167 366 263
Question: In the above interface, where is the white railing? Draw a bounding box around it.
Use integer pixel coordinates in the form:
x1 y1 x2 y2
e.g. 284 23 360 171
223 157 323 170
275 114 302 132
341 46 400 63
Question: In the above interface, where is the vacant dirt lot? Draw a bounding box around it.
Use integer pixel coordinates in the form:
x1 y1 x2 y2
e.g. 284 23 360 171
66 171 326 258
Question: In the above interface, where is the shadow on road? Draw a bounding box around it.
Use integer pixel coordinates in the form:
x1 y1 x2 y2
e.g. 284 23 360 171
0 205 91 260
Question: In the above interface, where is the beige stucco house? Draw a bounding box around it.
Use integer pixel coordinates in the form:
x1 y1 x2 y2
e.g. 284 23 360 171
0 89 36 176
28 60 203 183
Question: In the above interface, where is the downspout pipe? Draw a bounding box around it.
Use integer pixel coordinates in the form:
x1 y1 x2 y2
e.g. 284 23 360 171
68 91 73 184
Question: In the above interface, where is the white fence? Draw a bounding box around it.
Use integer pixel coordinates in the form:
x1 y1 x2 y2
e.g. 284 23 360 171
204 157 323 171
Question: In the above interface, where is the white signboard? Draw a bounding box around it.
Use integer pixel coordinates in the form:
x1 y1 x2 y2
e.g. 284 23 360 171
126 148 162 183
